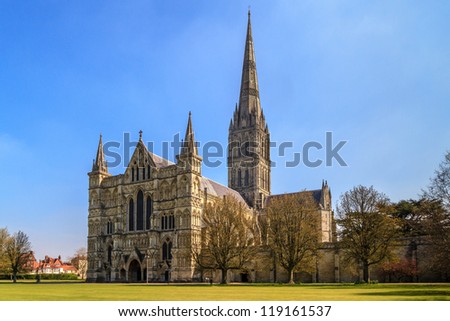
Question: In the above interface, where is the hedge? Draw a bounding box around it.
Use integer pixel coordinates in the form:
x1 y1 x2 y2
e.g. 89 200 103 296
0 273 79 280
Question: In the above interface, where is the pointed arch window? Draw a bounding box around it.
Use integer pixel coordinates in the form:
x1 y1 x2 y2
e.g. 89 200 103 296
131 168 135 182
136 167 139 181
169 215 174 229
107 245 112 266
161 213 175 230
162 240 173 261
106 220 113 234
146 196 152 230
147 165 151 179
136 191 144 231
128 198 134 231
142 168 145 181
238 169 242 187
245 169 249 186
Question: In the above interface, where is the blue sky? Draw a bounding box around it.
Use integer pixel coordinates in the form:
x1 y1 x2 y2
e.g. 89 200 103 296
0 0 449 260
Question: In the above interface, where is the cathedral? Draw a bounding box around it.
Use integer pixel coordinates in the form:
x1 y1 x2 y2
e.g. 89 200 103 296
86 12 333 283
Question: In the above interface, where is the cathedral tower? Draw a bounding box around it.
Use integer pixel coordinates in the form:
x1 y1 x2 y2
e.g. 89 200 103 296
228 11 271 208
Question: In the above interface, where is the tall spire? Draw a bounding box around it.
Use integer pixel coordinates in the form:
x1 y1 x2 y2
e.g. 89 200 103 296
180 112 198 156
228 11 271 209
92 134 108 173
238 9 261 116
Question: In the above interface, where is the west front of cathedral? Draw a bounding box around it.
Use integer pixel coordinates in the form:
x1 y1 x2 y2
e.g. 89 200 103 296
86 12 335 283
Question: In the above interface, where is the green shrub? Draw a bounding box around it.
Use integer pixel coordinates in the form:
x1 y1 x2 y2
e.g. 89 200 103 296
0 273 79 280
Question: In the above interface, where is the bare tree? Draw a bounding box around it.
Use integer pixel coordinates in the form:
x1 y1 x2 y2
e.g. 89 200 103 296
5 230 32 282
192 195 256 284
69 247 88 279
336 185 398 283
0 228 9 273
266 193 320 284
423 151 450 209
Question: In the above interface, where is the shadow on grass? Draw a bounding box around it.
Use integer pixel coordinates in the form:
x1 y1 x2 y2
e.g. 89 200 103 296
360 290 450 298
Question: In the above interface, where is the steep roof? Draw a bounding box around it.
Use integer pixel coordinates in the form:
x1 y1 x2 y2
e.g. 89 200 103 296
147 151 174 168
200 177 248 205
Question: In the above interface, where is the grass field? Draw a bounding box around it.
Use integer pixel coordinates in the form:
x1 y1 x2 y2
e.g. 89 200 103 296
0 282 449 301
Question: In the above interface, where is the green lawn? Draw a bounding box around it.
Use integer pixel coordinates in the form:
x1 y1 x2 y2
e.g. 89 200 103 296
0 282 449 301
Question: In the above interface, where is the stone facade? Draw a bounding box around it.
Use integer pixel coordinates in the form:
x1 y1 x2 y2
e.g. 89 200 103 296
87 116 248 282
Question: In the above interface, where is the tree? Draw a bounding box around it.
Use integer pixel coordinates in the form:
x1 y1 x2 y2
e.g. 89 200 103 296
0 228 9 273
423 151 450 209
266 193 320 284
69 247 88 279
390 200 426 237
421 152 450 280
192 195 256 284
417 199 450 281
337 185 398 283
5 231 32 282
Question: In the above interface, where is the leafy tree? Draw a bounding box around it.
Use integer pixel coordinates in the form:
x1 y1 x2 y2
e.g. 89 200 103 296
389 200 426 237
337 185 399 282
5 231 32 282
417 199 450 281
192 195 256 284
390 198 450 281
266 193 320 284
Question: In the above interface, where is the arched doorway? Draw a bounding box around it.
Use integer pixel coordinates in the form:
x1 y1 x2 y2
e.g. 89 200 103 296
128 260 142 282
240 273 250 283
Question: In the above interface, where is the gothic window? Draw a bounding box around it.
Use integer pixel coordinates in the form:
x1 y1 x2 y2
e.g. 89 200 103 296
142 168 145 180
131 168 135 182
162 240 172 261
107 246 112 266
136 191 144 231
245 169 249 186
238 169 242 187
106 220 113 234
169 215 174 229
146 196 152 230
161 213 175 230
136 167 139 181
128 198 134 231
161 215 166 230
147 165 151 179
